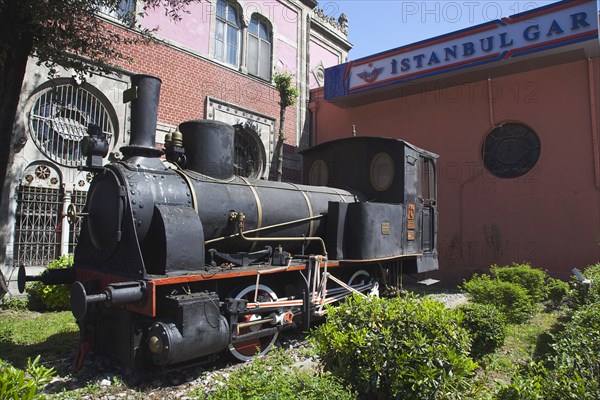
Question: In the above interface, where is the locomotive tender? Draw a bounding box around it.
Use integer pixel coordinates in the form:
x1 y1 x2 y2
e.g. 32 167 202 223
19 75 439 371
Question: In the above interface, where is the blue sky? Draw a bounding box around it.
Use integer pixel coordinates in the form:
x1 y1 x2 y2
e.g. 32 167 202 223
324 1 563 60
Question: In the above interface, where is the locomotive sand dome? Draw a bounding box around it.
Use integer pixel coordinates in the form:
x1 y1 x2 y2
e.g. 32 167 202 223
19 74 439 372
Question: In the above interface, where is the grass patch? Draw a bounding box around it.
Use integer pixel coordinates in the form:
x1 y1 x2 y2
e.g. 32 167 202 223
0 310 78 368
476 310 560 391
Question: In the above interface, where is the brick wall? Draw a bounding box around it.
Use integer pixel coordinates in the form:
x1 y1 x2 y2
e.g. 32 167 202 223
108 23 300 180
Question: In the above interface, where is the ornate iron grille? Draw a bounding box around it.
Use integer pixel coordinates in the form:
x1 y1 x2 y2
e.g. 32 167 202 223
233 124 265 179
29 83 115 167
483 123 540 179
13 185 62 267
68 190 88 253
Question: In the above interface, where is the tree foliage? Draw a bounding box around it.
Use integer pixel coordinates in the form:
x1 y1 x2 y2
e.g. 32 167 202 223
273 70 299 181
273 71 299 110
0 0 198 204
1 0 196 77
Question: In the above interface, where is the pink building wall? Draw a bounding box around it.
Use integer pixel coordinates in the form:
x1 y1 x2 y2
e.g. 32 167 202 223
309 40 340 88
142 3 212 55
142 1 301 76
311 58 600 281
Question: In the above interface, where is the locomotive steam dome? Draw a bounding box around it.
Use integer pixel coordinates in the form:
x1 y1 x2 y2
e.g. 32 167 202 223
179 119 234 180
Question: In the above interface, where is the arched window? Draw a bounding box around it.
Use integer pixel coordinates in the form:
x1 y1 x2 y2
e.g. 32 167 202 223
248 15 272 80
99 0 135 23
215 0 241 67
28 81 117 167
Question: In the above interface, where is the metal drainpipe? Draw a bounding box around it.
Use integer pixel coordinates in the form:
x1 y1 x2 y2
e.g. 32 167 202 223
587 58 600 191
487 77 497 128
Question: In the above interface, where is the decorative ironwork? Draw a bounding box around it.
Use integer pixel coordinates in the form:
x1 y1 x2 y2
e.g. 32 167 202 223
29 83 115 167
35 165 51 180
483 123 541 179
69 190 87 253
13 184 88 268
233 124 266 178
13 185 62 267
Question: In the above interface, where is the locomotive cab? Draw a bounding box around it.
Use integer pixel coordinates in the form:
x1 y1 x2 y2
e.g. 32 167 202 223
302 136 438 274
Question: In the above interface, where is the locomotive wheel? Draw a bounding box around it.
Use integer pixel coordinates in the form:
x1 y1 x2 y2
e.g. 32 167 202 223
348 270 376 295
229 284 279 361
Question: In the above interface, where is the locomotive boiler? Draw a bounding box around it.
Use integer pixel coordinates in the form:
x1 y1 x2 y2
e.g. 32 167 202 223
19 74 439 372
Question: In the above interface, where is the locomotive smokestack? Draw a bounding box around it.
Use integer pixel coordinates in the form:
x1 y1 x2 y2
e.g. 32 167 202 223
179 120 234 180
121 74 163 158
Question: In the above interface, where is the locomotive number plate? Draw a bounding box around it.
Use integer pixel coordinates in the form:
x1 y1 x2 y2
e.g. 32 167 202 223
407 230 415 240
381 222 391 235
407 203 415 220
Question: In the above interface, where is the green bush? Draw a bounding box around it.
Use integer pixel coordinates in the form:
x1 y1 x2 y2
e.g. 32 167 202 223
545 303 600 398
491 263 547 303
190 348 355 400
499 303 600 399
570 263 600 307
0 356 56 400
462 274 534 324
459 303 507 359
0 296 28 311
545 277 570 308
28 255 73 311
310 294 478 400
496 362 547 400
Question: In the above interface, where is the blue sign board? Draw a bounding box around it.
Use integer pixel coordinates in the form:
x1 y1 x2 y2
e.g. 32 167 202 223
325 0 600 103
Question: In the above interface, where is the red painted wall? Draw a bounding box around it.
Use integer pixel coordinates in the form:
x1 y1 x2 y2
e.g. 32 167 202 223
311 58 600 281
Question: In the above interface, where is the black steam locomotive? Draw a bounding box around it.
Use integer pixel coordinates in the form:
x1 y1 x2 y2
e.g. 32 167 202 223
19 75 439 371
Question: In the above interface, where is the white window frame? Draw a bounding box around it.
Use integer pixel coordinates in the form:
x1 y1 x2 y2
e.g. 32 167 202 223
215 0 241 68
247 14 272 81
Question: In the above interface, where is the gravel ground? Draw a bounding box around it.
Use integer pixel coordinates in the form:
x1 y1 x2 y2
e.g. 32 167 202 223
44 333 314 399
42 288 468 399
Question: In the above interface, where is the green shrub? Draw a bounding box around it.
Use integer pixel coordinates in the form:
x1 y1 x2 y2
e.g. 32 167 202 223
545 303 600 398
570 263 600 307
0 356 56 400
310 294 477 400
28 255 73 311
462 274 534 324
0 296 28 311
545 277 570 308
501 303 600 399
459 303 507 359
190 348 355 400
496 362 547 400
491 263 547 303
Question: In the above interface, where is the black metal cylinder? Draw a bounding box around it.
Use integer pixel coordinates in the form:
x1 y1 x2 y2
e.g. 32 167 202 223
122 74 163 157
179 120 234 180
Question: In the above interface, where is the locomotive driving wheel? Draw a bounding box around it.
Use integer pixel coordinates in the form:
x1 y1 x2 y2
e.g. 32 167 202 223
229 284 279 361
348 270 377 296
